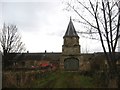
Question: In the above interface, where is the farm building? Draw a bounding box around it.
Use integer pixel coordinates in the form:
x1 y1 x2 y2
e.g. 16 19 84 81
2 18 120 71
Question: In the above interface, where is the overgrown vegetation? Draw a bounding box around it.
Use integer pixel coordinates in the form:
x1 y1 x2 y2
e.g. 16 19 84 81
3 70 99 88
3 69 120 88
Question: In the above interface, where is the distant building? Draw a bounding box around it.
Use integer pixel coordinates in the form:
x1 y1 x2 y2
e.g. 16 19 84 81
3 18 120 71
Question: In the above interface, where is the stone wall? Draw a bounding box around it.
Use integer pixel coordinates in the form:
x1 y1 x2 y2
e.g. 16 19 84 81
61 35 81 71
15 60 50 68
62 45 80 55
60 54 81 70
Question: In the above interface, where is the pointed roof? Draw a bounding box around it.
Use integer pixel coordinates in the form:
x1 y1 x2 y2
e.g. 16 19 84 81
64 17 78 37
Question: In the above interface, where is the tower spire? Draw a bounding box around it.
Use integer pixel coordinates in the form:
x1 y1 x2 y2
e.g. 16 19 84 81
64 17 78 37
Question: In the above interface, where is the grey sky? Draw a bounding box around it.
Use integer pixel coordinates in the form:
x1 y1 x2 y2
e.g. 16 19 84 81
0 0 103 53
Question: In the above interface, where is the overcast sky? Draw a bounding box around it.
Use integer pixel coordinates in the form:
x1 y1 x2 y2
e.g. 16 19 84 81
0 0 104 53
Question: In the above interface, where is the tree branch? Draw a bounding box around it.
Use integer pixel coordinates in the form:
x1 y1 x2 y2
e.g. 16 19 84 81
107 1 114 51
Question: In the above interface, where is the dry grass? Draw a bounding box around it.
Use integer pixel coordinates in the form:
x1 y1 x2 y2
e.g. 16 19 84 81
2 70 46 88
3 70 97 88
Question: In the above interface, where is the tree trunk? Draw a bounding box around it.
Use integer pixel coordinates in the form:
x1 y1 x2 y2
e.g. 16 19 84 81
108 62 118 88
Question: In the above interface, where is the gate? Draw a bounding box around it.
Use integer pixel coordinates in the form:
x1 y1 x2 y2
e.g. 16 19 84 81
64 58 79 71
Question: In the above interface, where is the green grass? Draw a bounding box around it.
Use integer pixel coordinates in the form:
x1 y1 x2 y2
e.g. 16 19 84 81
32 71 95 88
3 71 97 88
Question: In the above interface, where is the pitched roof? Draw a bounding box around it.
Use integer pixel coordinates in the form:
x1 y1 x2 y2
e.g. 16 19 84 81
64 17 78 37
7 52 61 62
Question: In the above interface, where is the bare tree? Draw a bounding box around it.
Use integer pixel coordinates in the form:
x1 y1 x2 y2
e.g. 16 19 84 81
0 23 26 53
0 23 26 67
65 0 120 87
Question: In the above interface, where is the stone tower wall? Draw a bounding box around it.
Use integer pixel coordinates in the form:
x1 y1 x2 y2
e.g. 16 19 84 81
62 37 80 55
60 18 81 71
60 36 81 70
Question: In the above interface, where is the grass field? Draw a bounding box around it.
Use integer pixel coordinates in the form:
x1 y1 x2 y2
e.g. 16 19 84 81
3 70 97 88
32 71 95 88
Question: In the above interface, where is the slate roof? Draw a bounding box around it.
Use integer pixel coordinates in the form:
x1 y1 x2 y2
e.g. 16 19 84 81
7 52 61 62
4 52 120 62
64 17 78 37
